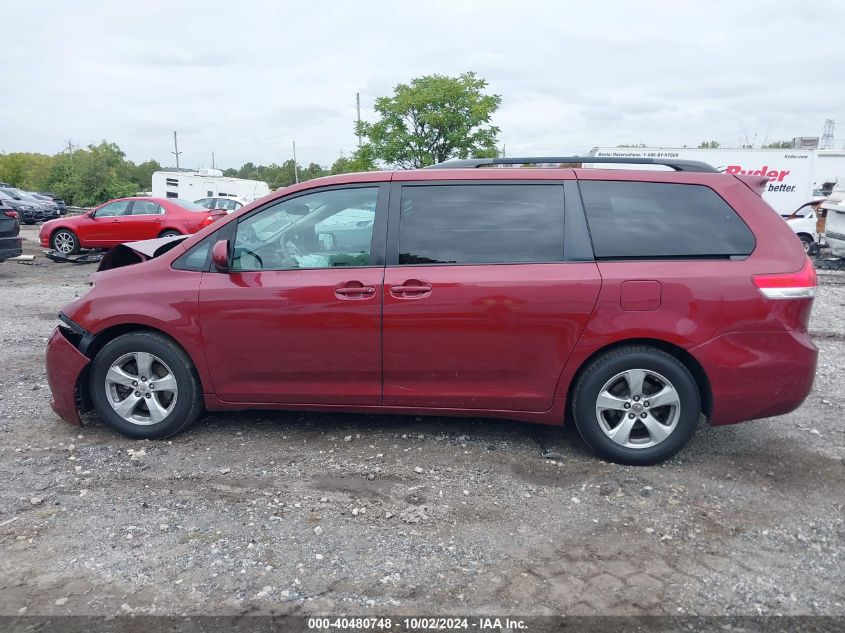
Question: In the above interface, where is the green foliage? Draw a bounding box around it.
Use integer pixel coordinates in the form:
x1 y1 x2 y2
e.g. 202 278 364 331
330 146 377 175
0 142 160 206
223 159 330 190
698 140 720 149
762 140 793 149
357 72 501 168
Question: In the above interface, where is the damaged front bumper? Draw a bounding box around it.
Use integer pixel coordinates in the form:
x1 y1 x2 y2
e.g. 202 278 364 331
45 315 94 425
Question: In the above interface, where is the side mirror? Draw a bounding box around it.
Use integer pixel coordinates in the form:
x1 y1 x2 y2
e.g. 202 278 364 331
211 239 230 273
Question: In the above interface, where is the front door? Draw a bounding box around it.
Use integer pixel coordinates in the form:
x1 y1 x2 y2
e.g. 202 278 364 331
86 199 132 245
382 181 601 413
199 184 387 404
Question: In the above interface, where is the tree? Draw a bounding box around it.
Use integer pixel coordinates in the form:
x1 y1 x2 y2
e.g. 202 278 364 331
357 72 501 169
330 146 377 175
698 140 720 149
125 159 162 192
763 140 793 149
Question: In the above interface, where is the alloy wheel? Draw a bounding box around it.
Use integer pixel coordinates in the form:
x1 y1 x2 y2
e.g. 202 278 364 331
53 232 75 254
594 369 681 449
104 352 178 425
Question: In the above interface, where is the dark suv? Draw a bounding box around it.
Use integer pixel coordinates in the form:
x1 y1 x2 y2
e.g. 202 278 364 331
0 204 23 263
45 157 817 465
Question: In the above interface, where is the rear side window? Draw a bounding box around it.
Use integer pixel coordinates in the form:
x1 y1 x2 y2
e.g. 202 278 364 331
398 184 564 265
579 181 755 259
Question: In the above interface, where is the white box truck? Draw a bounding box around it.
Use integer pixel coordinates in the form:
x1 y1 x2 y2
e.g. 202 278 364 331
152 169 271 204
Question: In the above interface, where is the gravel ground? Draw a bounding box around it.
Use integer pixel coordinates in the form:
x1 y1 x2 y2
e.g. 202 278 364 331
0 225 843 617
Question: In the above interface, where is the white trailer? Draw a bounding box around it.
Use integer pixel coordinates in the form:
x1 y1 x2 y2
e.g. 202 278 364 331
151 169 270 203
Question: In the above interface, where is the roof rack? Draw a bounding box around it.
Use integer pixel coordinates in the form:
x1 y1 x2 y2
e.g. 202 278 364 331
425 156 717 173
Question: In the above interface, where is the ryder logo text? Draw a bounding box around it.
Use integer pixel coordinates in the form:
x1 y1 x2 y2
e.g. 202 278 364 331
725 165 796 192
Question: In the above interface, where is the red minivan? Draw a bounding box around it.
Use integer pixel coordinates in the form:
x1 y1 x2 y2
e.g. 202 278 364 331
45 158 817 464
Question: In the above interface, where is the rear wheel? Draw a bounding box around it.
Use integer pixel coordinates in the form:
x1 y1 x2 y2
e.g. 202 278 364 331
159 229 181 238
51 229 80 254
572 346 701 465
798 234 813 254
89 331 203 439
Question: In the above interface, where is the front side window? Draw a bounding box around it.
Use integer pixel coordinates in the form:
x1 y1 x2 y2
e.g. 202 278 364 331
231 187 378 271
173 234 214 271
397 184 565 265
95 200 131 217
579 181 756 259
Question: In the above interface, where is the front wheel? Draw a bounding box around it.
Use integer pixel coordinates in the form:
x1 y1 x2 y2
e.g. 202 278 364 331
571 346 701 465
51 229 80 254
89 331 203 439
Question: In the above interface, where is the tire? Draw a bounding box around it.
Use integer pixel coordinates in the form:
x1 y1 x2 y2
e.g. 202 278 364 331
571 346 701 465
89 331 203 439
798 234 813 254
51 229 80 255
159 230 182 238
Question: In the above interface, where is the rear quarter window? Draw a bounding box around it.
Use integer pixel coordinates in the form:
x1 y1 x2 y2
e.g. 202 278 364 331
579 181 755 259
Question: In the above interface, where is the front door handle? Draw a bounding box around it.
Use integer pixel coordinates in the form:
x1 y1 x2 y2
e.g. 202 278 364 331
334 282 376 300
389 280 432 298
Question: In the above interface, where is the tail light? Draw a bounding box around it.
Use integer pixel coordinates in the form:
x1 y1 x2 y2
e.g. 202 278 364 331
3 211 17 219
753 258 816 299
200 214 219 228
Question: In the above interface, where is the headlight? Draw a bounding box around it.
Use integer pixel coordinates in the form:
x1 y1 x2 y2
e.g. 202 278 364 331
21 205 33 211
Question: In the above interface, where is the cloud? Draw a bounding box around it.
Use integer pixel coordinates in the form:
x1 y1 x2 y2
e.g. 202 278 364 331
0 0 843 169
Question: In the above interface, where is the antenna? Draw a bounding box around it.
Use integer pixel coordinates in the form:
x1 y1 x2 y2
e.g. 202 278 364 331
821 119 835 149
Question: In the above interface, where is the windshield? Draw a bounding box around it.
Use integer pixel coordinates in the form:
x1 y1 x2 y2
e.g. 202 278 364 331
170 198 207 211
0 189 21 200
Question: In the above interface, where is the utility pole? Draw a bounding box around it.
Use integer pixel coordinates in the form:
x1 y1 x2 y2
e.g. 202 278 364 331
292 140 299 184
211 151 216 169
171 131 182 169
356 92 362 147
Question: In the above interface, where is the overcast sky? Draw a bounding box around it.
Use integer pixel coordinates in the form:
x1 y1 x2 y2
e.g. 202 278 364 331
1 0 842 170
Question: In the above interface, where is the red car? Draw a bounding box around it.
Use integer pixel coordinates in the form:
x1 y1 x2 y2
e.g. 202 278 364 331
45 157 817 465
39 197 226 254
